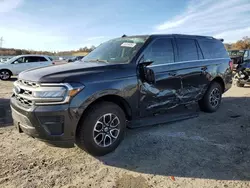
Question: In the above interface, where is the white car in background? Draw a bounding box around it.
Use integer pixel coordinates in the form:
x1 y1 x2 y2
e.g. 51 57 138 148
0 55 53 80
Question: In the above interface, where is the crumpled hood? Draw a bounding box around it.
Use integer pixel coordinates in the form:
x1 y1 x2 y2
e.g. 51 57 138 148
18 61 114 83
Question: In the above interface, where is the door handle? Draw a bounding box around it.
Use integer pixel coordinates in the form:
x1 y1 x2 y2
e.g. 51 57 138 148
201 66 207 71
168 71 177 76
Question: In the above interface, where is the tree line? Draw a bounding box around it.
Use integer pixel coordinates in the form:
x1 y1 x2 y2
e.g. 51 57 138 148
0 36 249 56
0 46 96 56
224 36 250 50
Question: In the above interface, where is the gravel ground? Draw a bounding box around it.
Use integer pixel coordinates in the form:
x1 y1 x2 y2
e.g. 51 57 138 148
0 78 250 188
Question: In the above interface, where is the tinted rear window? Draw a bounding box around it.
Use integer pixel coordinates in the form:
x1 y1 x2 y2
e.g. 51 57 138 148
198 39 228 59
176 38 199 61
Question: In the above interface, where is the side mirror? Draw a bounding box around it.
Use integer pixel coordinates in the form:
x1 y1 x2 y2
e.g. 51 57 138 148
12 61 18 64
139 61 155 84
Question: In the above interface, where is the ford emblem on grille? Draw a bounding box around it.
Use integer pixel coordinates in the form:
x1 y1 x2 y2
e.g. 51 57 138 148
15 86 21 94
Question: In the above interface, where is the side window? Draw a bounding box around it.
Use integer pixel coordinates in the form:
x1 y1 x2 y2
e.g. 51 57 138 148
15 57 25 63
25 56 40 63
198 39 228 59
176 38 199 61
144 38 174 65
38 57 48 62
196 41 204 59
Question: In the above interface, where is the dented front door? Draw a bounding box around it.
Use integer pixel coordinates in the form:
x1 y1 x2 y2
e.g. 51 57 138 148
139 64 182 117
138 37 182 117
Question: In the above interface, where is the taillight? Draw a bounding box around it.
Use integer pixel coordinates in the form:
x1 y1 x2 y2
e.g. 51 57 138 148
229 60 233 70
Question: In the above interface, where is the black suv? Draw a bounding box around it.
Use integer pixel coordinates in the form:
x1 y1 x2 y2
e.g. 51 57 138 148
10 34 233 156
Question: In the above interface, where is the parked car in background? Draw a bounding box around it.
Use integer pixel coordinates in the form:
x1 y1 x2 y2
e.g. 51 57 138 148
231 50 250 87
0 54 53 80
11 34 232 156
0 57 10 62
228 49 250 71
68 56 85 62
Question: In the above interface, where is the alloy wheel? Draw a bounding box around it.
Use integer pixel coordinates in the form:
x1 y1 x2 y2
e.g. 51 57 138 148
0 71 10 80
209 88 221 107
93 113 120 147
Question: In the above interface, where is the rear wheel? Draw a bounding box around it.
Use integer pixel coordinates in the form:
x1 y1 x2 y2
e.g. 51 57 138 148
199 82 222 113
76 102 126 156
0 70 11 80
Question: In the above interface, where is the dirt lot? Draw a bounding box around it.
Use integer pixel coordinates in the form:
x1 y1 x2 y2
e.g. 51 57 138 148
0 79 250 188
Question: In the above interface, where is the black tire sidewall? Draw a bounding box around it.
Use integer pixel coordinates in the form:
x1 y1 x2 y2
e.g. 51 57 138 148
76 102 126 156
200 82 222 112
0 70 11 80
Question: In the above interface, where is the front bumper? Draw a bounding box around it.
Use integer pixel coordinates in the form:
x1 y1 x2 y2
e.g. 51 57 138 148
10 97 79 148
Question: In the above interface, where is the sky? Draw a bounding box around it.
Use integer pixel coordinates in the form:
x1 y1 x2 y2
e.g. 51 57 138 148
0 0 249 51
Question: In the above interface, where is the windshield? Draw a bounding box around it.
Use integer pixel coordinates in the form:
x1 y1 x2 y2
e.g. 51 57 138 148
228 50 245 56
4 56 19 63
82 37 147 63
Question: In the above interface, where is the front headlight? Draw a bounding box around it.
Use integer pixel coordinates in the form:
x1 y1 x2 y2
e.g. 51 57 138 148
33 83 84 104
33 87 67 98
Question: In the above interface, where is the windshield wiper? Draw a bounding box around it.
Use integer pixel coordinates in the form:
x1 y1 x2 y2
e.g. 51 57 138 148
85 59 108 63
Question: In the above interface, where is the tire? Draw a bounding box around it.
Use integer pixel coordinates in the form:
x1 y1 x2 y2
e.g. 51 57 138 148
0 70 11 80
199 82 222 113
76 102 126 156
236 81 244 87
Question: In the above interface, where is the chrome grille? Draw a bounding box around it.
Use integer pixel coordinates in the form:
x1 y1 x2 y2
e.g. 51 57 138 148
12 79 38 108
23 89 32 96
18 80 39 88
15 95 33 107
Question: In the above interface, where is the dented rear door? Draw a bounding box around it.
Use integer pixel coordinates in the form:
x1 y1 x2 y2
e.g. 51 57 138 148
175 37 209 103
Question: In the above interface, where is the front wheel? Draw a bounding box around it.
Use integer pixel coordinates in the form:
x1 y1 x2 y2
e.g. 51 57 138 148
0 70 11 80
76 102 126 156
199 82 222 113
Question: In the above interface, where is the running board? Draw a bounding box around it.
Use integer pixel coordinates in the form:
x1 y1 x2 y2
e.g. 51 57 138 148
128 103 199 129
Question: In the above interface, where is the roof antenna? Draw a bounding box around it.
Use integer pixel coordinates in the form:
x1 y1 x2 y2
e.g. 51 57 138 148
121 34 127 37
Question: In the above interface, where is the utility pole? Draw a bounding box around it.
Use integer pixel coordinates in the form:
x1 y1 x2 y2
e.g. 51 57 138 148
0 37 3 48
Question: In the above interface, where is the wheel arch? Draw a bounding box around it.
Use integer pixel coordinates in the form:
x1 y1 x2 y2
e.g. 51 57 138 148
211 76 225 92
75 94 133 135
0 68 13 75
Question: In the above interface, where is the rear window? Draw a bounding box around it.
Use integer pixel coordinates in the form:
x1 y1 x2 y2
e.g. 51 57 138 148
176 38 199 61
198 39 228 59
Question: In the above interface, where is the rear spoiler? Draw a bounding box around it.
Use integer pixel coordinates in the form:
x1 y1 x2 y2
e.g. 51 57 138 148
217 38 224 42
208 36 224 42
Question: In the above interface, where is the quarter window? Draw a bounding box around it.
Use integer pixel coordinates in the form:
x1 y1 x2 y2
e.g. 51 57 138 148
198 39 228 59
144 38 174 65
176 38 199 61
